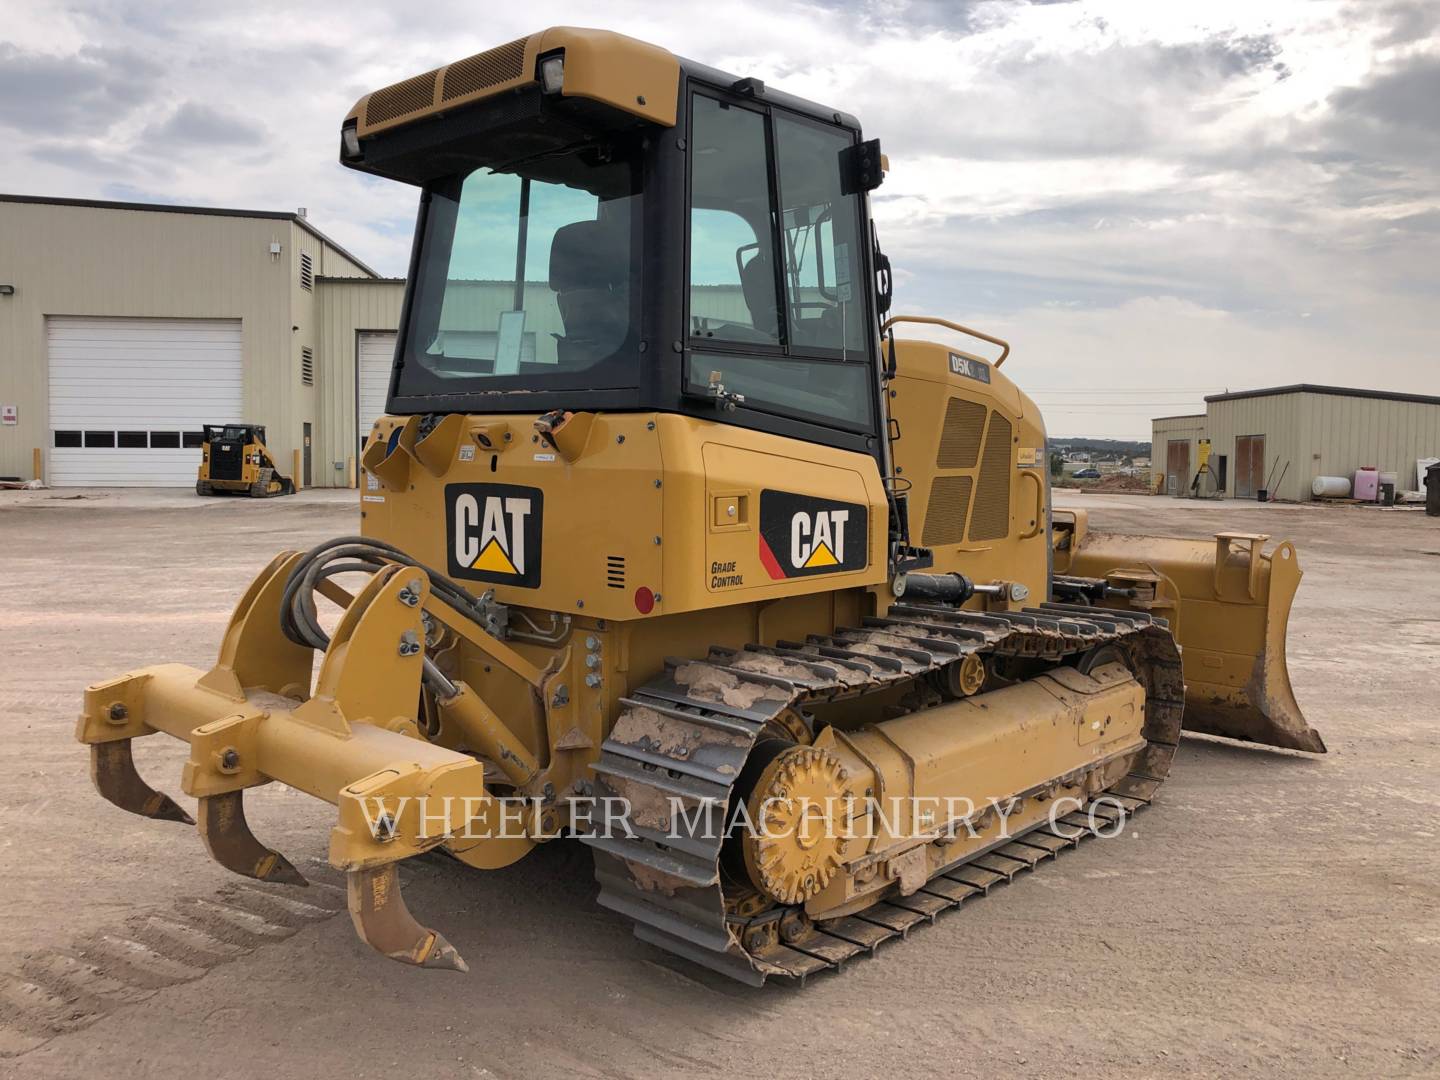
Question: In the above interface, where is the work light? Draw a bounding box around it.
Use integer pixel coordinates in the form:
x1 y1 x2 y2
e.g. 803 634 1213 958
540 55 565 94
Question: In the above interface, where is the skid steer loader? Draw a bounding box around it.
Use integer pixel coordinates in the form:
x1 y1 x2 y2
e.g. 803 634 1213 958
196 424 295 498
76 27 1324 983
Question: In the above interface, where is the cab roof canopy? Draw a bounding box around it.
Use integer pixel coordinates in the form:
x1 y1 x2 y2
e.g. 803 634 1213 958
340 25 859 187
347 27 680 139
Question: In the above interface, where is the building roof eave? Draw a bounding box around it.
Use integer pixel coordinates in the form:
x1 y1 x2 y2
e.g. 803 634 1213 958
1205 383 1440 407
0 192 381 278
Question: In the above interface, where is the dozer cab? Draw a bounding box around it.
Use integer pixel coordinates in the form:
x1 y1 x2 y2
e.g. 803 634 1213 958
78 27 1324 983
196 424 294 498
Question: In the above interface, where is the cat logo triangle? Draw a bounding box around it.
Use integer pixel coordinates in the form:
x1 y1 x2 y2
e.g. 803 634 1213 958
472 537 519 576
801 541 839 568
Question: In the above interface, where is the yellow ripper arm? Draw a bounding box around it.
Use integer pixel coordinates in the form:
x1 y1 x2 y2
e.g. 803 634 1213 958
75 550 495 972
1055 512 1325 754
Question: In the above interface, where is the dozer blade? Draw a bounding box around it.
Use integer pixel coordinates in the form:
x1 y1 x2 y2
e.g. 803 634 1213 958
89 740 194 825
1062 525 1325 753
197 790 307 886
347 865 468 972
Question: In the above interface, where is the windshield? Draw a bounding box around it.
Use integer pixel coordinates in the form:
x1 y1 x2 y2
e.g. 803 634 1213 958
396 140 642 398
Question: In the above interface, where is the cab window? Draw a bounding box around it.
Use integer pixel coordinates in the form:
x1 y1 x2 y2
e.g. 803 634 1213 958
686 91 875 432
775 114 867 355
688 97 780 345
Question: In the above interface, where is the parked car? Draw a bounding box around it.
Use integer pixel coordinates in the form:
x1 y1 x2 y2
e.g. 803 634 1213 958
1073 468 1102 479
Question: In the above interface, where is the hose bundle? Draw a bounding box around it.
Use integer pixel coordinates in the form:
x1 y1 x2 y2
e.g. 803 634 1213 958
280 535 492 698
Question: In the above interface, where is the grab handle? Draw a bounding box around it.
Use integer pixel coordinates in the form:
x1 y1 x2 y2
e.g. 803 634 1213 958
880 315 1011 367
1019 470 1045 539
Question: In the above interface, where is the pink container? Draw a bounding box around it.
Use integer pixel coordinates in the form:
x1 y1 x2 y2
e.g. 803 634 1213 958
1352 468 1379 501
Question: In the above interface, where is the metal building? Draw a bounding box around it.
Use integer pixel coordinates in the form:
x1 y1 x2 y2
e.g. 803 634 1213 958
0 194 401 488
1153 384 1440 501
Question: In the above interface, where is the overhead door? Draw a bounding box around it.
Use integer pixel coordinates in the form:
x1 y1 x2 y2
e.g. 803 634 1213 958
47 316 243 486
357 331 397 453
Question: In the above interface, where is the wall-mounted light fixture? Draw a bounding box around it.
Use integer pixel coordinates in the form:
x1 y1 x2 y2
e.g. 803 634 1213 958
0 284 15 295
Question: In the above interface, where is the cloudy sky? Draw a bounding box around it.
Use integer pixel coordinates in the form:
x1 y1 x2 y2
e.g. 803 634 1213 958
3 0 1436 436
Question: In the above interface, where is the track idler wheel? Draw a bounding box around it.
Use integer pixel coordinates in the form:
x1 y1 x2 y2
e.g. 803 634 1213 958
197 790 307 886
347 864 468 972
89 740 194 825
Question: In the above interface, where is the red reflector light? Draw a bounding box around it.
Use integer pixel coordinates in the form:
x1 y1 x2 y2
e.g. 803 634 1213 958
633 586 655 614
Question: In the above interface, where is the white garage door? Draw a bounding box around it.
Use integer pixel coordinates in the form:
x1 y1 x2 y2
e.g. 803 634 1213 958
357 331 396 452
48 316 243 487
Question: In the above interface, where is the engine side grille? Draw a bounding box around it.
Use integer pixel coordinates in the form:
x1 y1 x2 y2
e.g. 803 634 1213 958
921 475 974 547
365 70 439 126
968 412 1013 541
935 397 987 470
442 37 529 101
606 555 626 590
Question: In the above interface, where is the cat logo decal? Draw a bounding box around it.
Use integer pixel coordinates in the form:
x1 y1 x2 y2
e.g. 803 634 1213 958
757 490 867 579
446 483 543 588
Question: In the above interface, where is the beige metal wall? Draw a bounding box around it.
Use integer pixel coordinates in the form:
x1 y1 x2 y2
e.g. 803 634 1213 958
315 278 405 482
1151 415 1207 496
290 223 373 487
0 199 378 487
1204 391 1440 501
1204 393 1308 501
1297 392 1440 496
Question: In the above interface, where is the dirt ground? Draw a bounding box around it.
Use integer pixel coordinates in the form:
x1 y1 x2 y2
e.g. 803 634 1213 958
0 486 1435 1079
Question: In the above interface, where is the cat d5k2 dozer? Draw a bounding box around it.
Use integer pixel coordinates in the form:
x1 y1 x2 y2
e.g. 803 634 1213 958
76 27 1324 983
196 424 295 498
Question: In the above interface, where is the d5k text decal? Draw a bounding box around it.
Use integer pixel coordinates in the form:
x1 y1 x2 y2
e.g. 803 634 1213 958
446 483 543 588
758 490 868 579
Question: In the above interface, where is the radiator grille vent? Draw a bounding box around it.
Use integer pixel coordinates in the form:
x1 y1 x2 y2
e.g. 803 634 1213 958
442 38 529 101
922 475 974 547
365 70 439 126
210 441 243 481
935 397 987 470
606 555 626 590
969 412 1013 541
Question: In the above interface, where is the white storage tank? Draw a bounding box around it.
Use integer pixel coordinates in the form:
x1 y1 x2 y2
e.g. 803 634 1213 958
1313 476 1351 498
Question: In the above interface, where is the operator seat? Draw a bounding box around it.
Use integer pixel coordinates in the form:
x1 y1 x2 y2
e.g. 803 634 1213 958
739 248 780 340
549 220 628 363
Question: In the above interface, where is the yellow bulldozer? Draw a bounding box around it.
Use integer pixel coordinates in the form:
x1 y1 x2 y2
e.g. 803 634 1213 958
76 28 1324 983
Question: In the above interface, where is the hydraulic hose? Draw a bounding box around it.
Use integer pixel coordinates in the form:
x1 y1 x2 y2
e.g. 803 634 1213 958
279 535 489 698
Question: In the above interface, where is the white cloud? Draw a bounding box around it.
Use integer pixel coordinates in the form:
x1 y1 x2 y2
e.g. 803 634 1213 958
0 0 1435 436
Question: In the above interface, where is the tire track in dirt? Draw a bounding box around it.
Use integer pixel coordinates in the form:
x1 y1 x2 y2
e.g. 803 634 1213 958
0 860 354 1058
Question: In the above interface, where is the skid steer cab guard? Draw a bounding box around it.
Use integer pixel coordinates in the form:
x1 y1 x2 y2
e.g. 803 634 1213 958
75 542 545 973
1053 510 1324 754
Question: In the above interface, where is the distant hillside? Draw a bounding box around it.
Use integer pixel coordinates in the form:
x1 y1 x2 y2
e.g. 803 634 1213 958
1050 437 1151 458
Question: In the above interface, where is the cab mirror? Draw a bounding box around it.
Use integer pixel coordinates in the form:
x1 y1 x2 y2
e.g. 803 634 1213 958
875 249 893 316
